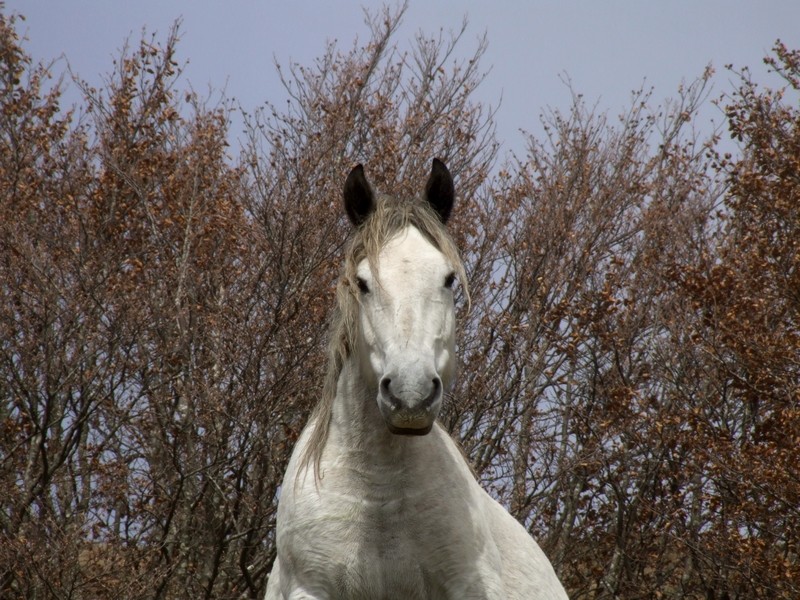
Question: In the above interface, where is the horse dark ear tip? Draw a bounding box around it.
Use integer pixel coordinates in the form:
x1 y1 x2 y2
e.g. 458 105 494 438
344 163 375 226
431 158 452 181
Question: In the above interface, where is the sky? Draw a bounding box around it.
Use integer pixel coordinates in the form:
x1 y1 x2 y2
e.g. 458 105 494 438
6 1 800 160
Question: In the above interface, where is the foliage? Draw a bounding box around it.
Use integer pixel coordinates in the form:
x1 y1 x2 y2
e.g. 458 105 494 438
1 6 798 599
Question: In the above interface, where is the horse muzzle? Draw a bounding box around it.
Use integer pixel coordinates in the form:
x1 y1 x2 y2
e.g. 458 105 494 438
377 373 442 435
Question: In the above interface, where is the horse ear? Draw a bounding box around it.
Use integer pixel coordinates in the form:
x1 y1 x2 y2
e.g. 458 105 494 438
343 164 375 227
424 158 454 224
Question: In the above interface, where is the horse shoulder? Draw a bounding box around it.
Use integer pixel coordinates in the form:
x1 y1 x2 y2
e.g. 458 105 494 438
264 556 281 599
478 493 569 599
429 436 567 599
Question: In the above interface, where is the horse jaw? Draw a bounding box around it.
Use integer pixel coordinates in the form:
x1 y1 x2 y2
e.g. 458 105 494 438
355 226 456 435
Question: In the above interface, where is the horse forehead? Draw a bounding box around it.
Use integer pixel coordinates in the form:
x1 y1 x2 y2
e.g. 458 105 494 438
372 227 448 279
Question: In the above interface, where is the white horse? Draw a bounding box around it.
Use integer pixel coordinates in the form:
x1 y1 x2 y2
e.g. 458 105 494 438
265 159 568 599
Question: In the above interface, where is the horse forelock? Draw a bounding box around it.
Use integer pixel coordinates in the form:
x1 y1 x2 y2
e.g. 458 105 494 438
299 193 468 479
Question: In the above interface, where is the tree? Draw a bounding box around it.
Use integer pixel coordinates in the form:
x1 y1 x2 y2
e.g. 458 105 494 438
671 42 800 598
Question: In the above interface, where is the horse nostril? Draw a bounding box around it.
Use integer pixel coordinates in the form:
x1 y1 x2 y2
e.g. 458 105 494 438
381 377 401 409
424 377 441 408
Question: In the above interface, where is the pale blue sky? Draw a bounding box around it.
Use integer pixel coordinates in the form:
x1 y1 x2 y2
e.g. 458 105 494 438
7 1 800 158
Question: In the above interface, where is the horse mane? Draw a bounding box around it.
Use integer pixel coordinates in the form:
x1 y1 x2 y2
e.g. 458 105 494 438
299 191 469 479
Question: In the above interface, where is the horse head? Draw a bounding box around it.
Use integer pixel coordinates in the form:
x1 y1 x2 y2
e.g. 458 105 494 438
343 159 458 435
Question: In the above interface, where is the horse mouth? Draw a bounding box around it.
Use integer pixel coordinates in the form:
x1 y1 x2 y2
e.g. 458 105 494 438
378 395 439 436
385 422 434 436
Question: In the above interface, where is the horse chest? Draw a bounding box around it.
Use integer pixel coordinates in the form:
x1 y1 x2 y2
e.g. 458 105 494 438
327 517 467 600
290 477 492 598
333 532 442 600
316 481 432 556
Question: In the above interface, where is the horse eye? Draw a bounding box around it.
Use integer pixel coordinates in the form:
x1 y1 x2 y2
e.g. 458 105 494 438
356 277 370 294
444 272 456 289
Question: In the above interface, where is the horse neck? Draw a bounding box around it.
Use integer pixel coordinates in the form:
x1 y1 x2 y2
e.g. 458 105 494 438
324 356 478 509
331 359 392 446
